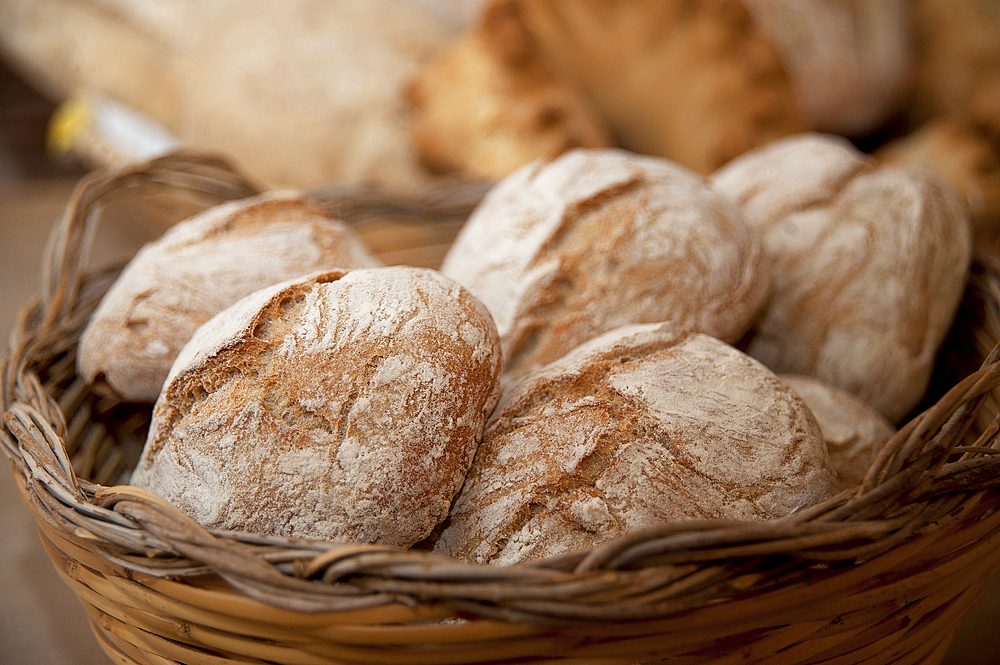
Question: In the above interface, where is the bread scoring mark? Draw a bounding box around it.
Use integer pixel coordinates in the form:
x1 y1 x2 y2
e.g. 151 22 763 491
533 175 644 259
504 270 576 371
506 175 647 367
490 332 691 437
143 281 328 466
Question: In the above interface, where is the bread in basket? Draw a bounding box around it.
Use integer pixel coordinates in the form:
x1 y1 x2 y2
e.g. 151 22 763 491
4 152 1000 665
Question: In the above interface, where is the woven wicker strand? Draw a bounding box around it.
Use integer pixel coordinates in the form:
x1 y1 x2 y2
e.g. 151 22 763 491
4 153 1000 664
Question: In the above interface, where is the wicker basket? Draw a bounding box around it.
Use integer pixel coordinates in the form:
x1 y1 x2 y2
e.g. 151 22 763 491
5 153 1000 665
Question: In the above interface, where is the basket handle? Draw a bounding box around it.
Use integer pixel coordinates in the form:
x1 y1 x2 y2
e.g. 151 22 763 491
38 151 263 333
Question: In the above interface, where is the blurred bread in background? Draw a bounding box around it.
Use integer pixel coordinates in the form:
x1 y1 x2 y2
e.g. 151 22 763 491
0 0 488 189
1 0 998 211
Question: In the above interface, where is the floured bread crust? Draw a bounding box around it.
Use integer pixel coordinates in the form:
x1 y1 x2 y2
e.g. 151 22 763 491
712 133 972 423
130 267 503 547
440 148 769 376
780 374 895 489
77 192 382 403
434 322 839 566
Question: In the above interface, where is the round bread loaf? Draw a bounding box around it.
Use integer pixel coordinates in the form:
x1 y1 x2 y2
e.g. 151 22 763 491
440 148 770 377
434 322 839 566
780 374 895 489
78 192 382 403
130 266 503 547
711 133 972 423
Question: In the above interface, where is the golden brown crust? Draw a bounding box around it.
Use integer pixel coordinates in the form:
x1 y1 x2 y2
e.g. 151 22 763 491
77 192 382 403
131 267 503 547
435 322 839 565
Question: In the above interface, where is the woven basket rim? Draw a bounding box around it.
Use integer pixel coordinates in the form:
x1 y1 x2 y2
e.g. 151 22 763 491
4 152 1000 627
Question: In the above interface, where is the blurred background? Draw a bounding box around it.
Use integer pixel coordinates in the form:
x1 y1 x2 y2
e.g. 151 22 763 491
2 1 1000 663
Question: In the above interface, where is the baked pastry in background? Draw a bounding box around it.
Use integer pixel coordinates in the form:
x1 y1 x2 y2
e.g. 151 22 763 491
712 133 972 424
78 192 382 403
780 374 895 489
515 0 805 174
408 0 804 180
0 0 484 189
435 322 839 565
407 0 612 181
739 0 913 137
440 148 769 377
131 266 503 547
877 117 1000 245
909 0 1000 138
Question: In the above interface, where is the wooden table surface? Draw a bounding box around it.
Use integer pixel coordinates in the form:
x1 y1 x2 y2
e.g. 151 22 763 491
2 58 1000 665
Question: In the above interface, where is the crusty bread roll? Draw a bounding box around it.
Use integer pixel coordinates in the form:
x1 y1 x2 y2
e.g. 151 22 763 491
78 192 382 403
780 374 895 489
130 266 503 547
440 148 769 377
434 322 839 566
712 133 972 423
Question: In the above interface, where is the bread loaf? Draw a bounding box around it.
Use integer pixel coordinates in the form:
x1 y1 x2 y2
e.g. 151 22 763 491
440 148 769 377
711 133 972 423
434 322 839 565
130 266 503 547
780 374 895 488
78 192 381 403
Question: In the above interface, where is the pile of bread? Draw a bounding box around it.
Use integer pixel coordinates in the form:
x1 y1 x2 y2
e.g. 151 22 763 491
1 0 997 239
78 131 970 565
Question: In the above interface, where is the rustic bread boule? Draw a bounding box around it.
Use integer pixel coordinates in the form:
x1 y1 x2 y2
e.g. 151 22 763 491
77 192 382 403
434 322 839 566
130 266 503 547
440 148 770 377
711 133 972 423
780 374 895 489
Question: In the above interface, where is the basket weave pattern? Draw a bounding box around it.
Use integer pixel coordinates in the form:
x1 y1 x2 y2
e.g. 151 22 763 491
4 154 1000 665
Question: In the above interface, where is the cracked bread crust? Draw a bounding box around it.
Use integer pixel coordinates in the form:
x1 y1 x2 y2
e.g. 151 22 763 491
130 267 503 547
440 148 770 377
77 192 382 403
711 133 972 423
434 322 839 566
